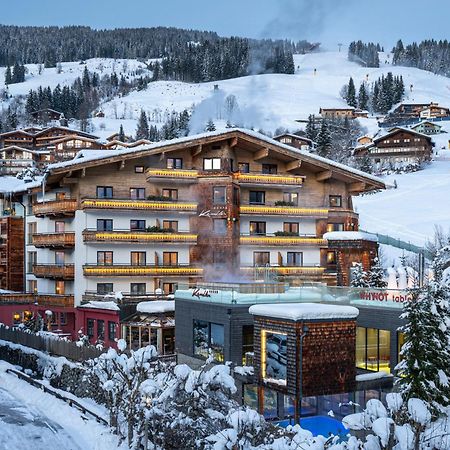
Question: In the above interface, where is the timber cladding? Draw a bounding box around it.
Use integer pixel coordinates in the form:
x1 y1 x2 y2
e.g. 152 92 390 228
253 316 356 397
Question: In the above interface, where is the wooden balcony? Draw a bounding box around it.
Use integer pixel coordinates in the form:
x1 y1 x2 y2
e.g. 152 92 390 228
33 199 78 218
83 264 203 277
32 232 75 248
240 234 327 246
33 264 75 280
146 168 198 183
82 229 197 244
81 198 198 213
240 204 328 218
241 265 326 278
234 172 304 187
0 293 74 308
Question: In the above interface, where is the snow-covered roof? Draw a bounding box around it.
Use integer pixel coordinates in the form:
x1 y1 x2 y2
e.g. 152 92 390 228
248 302 359 321
323 231 378 242
374 127 432 142
46 128 387 188
79 301 120 311
0 176 44 194
410 120 442 129
136 301 175 314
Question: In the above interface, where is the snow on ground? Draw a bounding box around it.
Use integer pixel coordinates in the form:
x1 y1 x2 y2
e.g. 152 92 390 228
354 159 450 247
0 360 125 450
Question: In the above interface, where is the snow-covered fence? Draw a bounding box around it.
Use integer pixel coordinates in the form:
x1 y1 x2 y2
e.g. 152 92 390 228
0 326 104 362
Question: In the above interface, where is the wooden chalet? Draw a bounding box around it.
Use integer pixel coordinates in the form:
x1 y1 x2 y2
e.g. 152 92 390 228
273 133 316 150
30 108 64 123
419 103 450 119
0 130 35 149
410 121 443 135
319 108 368 119
33 127 99 148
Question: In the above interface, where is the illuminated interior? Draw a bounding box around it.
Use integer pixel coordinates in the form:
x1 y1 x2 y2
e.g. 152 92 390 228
356 327 391 373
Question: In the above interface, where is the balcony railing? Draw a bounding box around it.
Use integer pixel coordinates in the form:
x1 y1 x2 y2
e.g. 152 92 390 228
241 265 326 277
146 168 198 183
82 291 173 304
83 264 203 277
32 232 75 248
240 203 328 217
234 172 304 186
33 264 75 280
0 293 74 308
81 198 198 213
82 229 197 244
240 234 327 246
33 199 78 218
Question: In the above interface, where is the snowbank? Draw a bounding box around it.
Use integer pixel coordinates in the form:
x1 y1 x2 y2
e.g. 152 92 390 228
248 302 359 320
136 301 175 314
324 231 378 242
80 301 120 311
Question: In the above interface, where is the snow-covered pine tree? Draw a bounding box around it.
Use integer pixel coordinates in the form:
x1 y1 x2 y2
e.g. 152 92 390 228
315 119 332 157
350 262 370 287
205 118 216 132
397 247 450 416
305 114 317 141
118 124 125 142
357 83 369 111
346 77 357 107
4 66 12 85
135 110 149 140
367 257 387 288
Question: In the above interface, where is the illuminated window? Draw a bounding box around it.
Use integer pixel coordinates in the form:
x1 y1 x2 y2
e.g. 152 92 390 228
131 252 146 266
398 332 405 362
12 312 21 325
283 222 299 235
167 158 183 169
262 330 287 383
213 186 226 204
238 162 250 173
329 195 342 207
163 220 178 232
193 320 224 361
163 252 178 266
327 251 337 264
55 280 65 295
249 221 266 235
163 282 177 295
327 223 344 232
203 158 221 170
356 327 391 373
28 280 37 294
135 166 144 173
242 325 254 364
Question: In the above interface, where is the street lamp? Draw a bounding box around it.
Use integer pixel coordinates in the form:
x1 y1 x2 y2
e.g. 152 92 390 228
297 324 309 424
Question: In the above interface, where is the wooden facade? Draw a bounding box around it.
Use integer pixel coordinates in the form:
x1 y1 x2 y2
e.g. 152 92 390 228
0 217 24 292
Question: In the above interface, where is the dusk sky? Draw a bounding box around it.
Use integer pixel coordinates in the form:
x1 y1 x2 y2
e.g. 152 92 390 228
3 0 450 48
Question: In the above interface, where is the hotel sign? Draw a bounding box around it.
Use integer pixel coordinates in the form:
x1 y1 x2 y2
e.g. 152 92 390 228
351 290 412 308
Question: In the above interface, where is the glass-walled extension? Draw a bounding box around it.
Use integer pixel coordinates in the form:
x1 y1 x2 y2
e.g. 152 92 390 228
356 327 391 373
193 320 224 362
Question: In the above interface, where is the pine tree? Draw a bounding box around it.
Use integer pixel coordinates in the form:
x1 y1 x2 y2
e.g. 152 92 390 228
118 124 125 142
350 263 370 287
397 247 450 416
4 66 12 85
357 83 369 111
135 110 149 140
305 114 317 141
346 77 357 107
315 120 332 157
367 257 387 288
205 119 216 132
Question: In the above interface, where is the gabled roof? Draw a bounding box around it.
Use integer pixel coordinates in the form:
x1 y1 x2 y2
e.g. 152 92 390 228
273 133 316 145
47 135 104 146
34 126 99 140
1 145 38 154
45 128 387 192
374 127 432 143
0 130 35 138
411 121 442 129
320 107 355 112
30 108 63 116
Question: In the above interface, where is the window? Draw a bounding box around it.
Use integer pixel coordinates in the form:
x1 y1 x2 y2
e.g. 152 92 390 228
108 321 116 341
97 251 113 266
327 223 344 232
249 191 265 205
263 330 287 382
97 283 113 295
242 325 254 365
55 251 65 265
287 252 303 266
249 221 266 235
130 283 146 295
283 222 299 235
55 221 65 233
163 252 178 266
87 319 94 338
238 162 250 173
56 192 66 200
163 220 178 232
356 327 391 373
96 186 113 198
254 252 270 266
233 187 239 206
28 222 37 244
55 280 65 295
262 164 277 174
213 219 227 235
213 186 226 204
329 195 342 207
97 219 113 231
97 320 105 340
130 220 146 231
283 192 298 205
131 252 146 266
28 280 37 294
27 251 37 273
162 188 178 200
167 158 183 169
193 320 224 361
135 166 144 173
327 251 337 265
130 187 145 200
163 282 177 295
60 312 67 325
203 158 221 170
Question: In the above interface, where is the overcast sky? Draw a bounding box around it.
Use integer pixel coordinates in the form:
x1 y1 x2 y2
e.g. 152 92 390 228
4 0 449 49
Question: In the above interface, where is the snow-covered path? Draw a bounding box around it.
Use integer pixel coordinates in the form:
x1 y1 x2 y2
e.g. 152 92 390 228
0 361 126 450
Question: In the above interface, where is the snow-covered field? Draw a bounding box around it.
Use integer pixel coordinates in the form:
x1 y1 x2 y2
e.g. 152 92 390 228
0 361 125 450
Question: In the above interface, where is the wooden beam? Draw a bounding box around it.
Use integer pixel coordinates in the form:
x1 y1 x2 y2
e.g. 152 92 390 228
286 160 302 171
229 136 238 148
348 182 366 193
192 144 202 157
254 148 269 161
316 170 332 181
118 160 125 170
